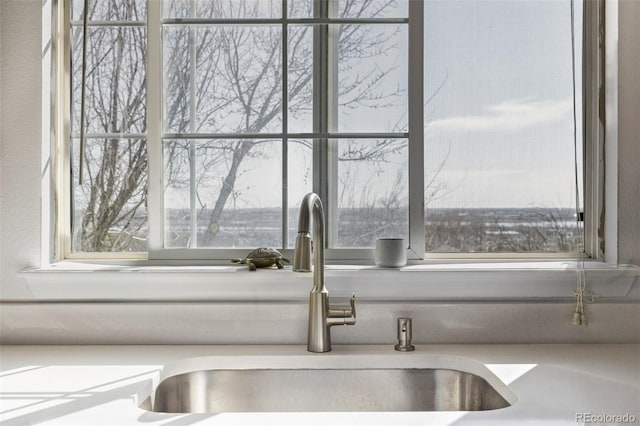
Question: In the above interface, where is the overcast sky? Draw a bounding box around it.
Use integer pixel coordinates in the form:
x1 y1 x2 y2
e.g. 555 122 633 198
423 0 582 209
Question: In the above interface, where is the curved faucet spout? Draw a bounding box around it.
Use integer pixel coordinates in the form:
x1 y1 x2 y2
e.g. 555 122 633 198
293 193 325 292
293 192 356 353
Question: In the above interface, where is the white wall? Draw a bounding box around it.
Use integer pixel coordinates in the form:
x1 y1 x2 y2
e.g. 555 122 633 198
0 0 42 300
0 0 638 343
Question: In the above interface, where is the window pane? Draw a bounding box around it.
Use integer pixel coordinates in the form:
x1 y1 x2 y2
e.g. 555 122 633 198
69 1 148 255
163 139 283 248
163 25 282 134
71 138 148 252
336 24 408 133
163 26 191 133
423 0 582 253
287 0 407 19
288 25 314 134
288 140 313 248
71 26 147 135
288 23 410 133
335 139 408 247
164 0 281 19
72 0 146 21
288 0 312 18
337 0 407 18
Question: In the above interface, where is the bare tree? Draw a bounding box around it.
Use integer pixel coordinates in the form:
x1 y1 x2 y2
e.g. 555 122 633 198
495 207 579 252
423 206 579 253
71 1 147 252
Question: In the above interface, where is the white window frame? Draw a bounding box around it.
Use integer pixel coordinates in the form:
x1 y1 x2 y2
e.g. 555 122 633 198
54 1 150 260
51 0 605 264
148 0 419 262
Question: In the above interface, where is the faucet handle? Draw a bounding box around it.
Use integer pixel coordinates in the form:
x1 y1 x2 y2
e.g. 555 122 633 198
328 293 356 326
346 293 356 324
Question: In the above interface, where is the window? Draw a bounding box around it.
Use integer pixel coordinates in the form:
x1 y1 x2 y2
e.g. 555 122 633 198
58 0 585 261
422 0 585 254
68 0 148 253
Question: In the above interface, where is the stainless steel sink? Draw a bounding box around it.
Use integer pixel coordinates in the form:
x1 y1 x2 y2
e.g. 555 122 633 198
148 368 511 413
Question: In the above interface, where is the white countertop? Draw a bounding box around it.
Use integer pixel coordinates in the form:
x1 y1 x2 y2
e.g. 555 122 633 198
1 344 638 425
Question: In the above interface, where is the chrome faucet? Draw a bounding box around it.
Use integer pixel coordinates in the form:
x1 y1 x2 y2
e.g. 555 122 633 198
293 192 356 353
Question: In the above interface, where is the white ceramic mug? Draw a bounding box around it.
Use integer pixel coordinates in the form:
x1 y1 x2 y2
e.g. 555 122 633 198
375 238 407 268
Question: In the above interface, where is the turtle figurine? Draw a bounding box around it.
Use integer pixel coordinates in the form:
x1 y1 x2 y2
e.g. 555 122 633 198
231 247 290 271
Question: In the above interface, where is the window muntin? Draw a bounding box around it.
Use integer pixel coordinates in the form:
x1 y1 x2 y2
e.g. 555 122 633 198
63 0 584 259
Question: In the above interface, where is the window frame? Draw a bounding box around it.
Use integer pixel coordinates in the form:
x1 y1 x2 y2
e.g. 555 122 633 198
148 1 419 261
52 0 602 264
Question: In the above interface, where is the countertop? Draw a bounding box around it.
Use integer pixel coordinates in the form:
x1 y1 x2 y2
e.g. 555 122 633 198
0 344 638 425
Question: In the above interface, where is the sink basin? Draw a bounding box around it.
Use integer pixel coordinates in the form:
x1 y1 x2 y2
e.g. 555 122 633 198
147 367 511 413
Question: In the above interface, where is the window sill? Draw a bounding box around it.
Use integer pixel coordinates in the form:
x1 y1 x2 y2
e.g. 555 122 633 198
17 260 639 302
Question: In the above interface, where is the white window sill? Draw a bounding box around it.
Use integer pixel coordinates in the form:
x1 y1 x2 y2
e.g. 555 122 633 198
18 260 639 302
